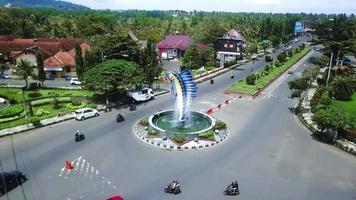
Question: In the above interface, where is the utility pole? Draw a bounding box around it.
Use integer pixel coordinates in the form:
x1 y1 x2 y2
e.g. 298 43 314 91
326 52 333 87
20 88 29 127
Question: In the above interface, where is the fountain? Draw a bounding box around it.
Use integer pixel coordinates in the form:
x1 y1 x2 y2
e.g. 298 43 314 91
148 70 215 138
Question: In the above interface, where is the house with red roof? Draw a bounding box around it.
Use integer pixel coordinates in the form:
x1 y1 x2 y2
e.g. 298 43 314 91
0 36 90 78
44 43 90 78
156 35 192 60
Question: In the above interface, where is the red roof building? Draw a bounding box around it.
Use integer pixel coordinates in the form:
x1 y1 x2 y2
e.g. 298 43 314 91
156 35 192 59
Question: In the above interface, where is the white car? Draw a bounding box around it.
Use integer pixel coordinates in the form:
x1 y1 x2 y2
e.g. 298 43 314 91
74 108 99 121
70 78 81 85
0 97 6 104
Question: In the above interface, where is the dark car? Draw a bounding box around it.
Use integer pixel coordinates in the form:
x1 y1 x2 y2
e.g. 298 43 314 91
0 171 27 197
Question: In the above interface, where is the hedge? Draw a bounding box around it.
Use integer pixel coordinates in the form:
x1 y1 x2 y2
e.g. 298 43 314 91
65 102 87 110
171 134 186 144
31 97 71 107
214 120 227 130
0 104 24 118
198 130 215 140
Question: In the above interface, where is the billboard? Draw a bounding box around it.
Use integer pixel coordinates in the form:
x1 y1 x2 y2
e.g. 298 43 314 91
294 21 303 33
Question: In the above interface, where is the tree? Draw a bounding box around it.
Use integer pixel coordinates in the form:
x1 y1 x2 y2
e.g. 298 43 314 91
14 59 33 88
75 44 85 81
288 78 308 99
182 44 214 70
277 53 286 63
330 76 355 100
83 59 144 102
313 107 355 142
0 53 9 81
36 51 46 86
140 40 162 87
246 73 257 85
302 66 319 87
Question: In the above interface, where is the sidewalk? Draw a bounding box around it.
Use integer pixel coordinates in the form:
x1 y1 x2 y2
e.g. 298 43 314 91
1 113 74 137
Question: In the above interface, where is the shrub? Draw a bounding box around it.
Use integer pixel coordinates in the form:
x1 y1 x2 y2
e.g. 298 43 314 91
214 120 227 130
31 97 71 107
0 104 24 118
171 134 186 144
52 98 61 109
27 92 42 99
277 53 286 63
301 43 305 49
198 130 215 140
246 73 257 85
264 65 271 72
274 60 281 67
35 108 49 116
265 55 273 62
287 50 294 57
139 118 149 126
147 129 160 136
30 117 41 127
66 102 87 110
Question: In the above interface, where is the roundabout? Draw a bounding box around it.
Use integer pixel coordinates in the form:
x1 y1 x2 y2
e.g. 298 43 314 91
133 70 230 150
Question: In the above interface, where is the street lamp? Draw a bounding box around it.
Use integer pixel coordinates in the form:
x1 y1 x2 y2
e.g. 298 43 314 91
19 87 29 126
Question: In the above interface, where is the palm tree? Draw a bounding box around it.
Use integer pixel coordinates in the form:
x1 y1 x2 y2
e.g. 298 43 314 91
14 59 33 88
331 76 355 100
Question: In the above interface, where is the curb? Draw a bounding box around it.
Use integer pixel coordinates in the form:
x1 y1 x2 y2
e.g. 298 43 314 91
0 114 74 137
133 122 229 151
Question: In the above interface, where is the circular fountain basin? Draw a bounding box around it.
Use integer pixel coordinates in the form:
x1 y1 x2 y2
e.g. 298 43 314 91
149 110 215 135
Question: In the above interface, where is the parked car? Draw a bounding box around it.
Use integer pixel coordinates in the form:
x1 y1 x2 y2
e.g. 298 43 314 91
0 97 5 104
74 108 99 121
287 71 294 74
70 78 81 85
0 171 27 197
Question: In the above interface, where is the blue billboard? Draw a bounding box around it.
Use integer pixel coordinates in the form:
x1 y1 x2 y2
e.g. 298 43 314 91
294 21 303 33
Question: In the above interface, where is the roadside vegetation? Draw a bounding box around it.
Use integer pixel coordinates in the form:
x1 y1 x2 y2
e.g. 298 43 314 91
228 46 310 95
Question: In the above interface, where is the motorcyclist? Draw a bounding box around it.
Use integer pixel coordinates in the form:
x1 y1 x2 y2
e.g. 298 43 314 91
231 73 234 79
75 130 81 137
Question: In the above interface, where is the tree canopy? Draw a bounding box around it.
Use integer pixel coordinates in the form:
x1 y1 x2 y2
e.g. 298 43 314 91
83 59 144 95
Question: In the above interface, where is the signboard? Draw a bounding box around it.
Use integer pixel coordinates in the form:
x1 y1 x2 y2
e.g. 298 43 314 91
294 21 303 33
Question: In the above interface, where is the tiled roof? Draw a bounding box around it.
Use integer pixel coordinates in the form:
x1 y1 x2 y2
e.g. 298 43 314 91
0 38 88 56
157 35 192 50
44 51 75 68
0 35 14 41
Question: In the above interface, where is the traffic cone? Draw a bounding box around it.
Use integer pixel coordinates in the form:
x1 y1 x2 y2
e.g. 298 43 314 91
65 160 73 169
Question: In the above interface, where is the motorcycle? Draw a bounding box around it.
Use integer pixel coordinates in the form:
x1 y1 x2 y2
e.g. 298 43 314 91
224 182 239 196
75 131 85 142
116 113 125 122
129 104 137 111
164 181 181 195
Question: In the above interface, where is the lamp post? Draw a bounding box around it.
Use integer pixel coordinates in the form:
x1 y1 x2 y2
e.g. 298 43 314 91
19 88 29 126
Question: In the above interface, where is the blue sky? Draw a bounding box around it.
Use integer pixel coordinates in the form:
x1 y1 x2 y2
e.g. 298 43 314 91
66 0 355 14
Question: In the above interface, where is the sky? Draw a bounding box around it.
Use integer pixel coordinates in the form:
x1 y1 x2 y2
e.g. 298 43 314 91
66 0 356 14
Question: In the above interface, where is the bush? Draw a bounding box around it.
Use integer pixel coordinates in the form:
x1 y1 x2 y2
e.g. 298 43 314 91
30 117 41 127
214 120 227 130
139 118 149 126
246 74 257 85
31 97 71 107
265 55 273 62
0 104 24 118
264 65 271 72
52 98 61 109
198 130 215 140
274 60 281 67
35 108 50 116
277 53 286 63
66 102 87 110
147 129 160 136
171 134 186 144
224 60 237 68
27 92 42 99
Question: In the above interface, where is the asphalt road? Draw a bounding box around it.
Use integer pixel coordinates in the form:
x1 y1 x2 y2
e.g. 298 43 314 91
3 38 354 200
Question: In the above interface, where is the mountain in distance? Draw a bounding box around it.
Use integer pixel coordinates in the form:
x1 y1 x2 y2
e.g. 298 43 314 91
0 0 90 10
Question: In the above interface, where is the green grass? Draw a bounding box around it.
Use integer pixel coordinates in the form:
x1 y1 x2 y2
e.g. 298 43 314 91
331 93 356 118
0 102 84 130
0 87 94 102
228 48 311 95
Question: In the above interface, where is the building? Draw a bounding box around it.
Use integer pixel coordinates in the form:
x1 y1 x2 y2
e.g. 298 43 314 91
214 29 246 67
156 35 192 60
44 43 90 78
0 36 90 78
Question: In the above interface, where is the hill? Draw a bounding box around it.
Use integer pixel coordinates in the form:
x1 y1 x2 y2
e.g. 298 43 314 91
0 0 89 10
